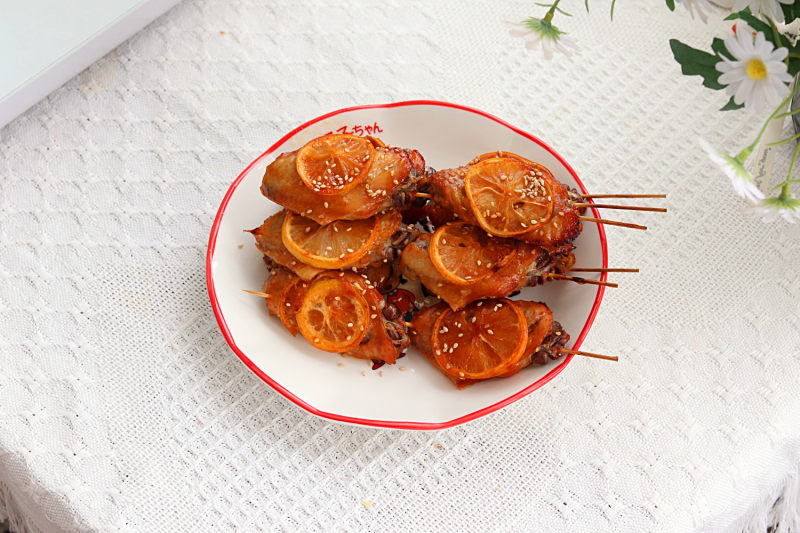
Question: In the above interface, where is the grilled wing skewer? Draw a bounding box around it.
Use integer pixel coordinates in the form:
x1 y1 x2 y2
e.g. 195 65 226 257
422 152 586 247
399 232 575 310
262 144 427 225
410 299 569 388
263 268 409 364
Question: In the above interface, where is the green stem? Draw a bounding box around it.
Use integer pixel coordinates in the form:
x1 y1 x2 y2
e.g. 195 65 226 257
786 141 800 182
544 0 561 22
765 15 783 49
766 131 800 146
774 106 800 119
771 179 800 190
738 81 800 159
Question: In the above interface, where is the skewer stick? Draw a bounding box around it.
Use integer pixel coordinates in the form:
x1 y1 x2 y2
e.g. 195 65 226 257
569 267 639 273
243 289 270 298
575 203 667 213
560 348 618 362
545 273 618 288
580 194 666 199
414 192 432 199
578 216 647 230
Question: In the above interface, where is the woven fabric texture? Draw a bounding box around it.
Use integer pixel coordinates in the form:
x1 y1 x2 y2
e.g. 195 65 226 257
2 1 800 531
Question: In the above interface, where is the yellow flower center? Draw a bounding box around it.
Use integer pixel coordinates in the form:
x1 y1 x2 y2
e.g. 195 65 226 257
746 58 767 80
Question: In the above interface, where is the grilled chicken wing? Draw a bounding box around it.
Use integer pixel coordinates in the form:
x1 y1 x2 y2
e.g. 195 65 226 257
263 268 409 364
399 233 575 310
261 146 426 225
409 301 568 388
425 156 584 246
250 209 418 281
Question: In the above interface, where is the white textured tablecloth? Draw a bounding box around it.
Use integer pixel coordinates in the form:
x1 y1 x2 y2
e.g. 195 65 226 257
2 1 800 531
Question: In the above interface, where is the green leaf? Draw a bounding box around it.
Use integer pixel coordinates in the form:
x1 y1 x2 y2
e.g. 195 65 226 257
669 39 725 90
781 3 800 22
788 57 800 78
720 97 744 111
711 37 734 61
665 0 675 10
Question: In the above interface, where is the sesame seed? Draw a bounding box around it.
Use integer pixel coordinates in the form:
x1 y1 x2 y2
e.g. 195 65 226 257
305 226 312 233
487 329 494 335
477 260 482 266
476 301 483 307
370 314 377 319
324 202 329 208
285 302 291 306
347 322 353 327
306 209 313 214
471 316 477 323
399 366 407 371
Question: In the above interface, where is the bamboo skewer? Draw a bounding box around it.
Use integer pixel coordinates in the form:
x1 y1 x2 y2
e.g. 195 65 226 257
544 273 618 288
243 289 270 298
560 348 618 361
575 203 667 213
569 267 639 273
578 216 647 230
580 194 666 199
414 192 432 199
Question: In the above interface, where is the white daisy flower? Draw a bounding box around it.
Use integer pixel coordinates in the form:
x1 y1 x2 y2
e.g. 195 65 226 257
732 0 792 23
675 0 719 23
699 138 765 203
505 18 579 60
751 194 800 222
715 31 792 111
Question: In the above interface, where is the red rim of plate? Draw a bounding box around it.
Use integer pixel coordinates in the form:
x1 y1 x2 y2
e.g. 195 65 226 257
206 100 608 430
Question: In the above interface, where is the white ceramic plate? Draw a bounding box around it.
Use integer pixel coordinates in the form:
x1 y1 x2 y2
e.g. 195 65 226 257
207 101 608 430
